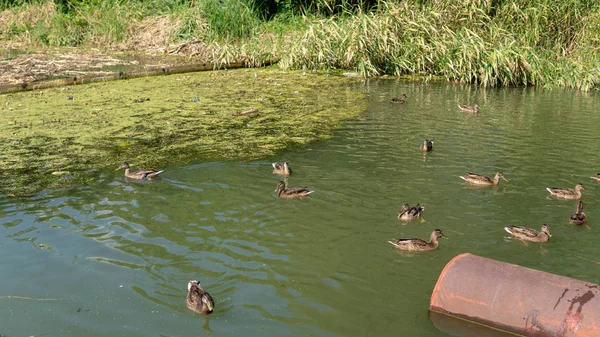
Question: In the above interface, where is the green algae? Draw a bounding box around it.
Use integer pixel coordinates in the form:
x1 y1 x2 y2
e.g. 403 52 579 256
0 68 365 195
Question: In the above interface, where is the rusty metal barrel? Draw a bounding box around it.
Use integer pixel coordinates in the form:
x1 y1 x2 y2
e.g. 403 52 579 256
429 253 600 337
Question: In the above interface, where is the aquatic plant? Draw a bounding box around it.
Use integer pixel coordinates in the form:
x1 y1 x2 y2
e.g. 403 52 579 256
0 68 365 195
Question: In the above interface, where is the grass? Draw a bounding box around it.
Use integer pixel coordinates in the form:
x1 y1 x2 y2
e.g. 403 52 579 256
2 1 599 90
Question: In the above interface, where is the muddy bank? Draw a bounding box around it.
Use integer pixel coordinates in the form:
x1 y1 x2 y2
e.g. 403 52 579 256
0 68 365 195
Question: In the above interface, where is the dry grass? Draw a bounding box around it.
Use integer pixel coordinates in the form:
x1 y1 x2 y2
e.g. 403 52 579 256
0 2 55 43
124 15 183 51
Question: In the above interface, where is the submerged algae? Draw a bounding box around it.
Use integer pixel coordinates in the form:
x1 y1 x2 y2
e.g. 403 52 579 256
0 68 365 195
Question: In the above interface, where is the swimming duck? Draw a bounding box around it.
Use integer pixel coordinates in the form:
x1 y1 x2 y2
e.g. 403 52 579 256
420 139 434 152
275 181 313 199
272 162 292 176
118 162 163 180
458 104 479 113
546 184 586 200
398 203 425 221
504 224 551 243
459 172 508 186
569 201 587 225
391 94 407 104
591 173 600 182
388 229 446 252
186 280 215 315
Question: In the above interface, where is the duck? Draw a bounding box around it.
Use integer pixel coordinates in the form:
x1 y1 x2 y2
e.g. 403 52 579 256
569 201 587 225
118 162 163 180
459 172 508 186
275 181 313 199
391 94 407 104
186 280 215 315
388 229 446 252
420 139 434 152
591 173 600 182
504 224 551 243
398 203 425 221
272 162 292 176
458 104 479 113
546 184 586 200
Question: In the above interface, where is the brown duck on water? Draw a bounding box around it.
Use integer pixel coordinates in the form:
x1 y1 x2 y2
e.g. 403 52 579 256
397 203 425 221
186 280 215 315
420 139 434 152
117 162 163 180
272 162 292 176
388 229 446 252
569 201 587 225
546 184 586 200
459 172 508 186
504 224 552 243
275 181 313 199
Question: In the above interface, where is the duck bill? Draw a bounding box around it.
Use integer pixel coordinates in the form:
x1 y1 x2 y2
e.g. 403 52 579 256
440 235 448 239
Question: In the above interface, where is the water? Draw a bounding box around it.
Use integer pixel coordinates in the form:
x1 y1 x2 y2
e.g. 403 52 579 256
1 79 600 337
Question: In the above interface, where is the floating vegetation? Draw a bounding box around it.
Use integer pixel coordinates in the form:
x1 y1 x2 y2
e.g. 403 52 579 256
0 68 365 195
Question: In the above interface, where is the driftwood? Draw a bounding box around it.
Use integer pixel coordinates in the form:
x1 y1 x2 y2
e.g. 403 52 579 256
0 60 277 95
233 108 259 116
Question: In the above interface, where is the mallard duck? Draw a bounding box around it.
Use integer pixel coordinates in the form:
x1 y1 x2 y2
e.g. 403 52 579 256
391 94 407 104
459 172 508 186
398 203 425 221
504 224 551 243
272 162 292 176
458 104 479 113
569 201 587 225
420 139 434 152
546 184 586 200
591 173 600 182
388 229 446 252
118 162 163 180
275 181 313 199
186 280 214 315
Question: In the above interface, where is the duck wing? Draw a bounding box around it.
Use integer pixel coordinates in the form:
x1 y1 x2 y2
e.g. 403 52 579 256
505 225 539 238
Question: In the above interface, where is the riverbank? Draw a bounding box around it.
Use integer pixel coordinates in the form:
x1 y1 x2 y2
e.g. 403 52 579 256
2 0 600 90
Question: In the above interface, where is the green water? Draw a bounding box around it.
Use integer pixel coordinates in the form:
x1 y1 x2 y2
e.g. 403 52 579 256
1 79 600 337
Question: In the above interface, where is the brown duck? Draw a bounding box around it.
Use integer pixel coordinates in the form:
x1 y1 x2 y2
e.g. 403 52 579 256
272 162 292 176
504 224 551 243
118 162 163 180
569 201 587 225
420 139 434 152
459 172 508 186
388 229 446 252
275 181 313 199
186 280 215 315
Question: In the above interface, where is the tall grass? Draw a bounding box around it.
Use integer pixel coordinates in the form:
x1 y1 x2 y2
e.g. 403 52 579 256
278 0 600 90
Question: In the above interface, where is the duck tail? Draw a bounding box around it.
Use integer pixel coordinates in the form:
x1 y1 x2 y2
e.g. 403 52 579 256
545 187 553 194
459 176 466 181
387 240 399 247
504 227 512 234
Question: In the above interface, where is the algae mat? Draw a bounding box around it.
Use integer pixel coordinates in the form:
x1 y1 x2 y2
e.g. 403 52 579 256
0 68 365 195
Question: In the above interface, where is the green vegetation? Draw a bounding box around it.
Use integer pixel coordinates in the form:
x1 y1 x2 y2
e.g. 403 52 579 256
2 0 600 90
0 68 364 195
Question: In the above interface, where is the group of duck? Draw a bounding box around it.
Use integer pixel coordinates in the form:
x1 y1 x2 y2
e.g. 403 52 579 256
388 97 593 252
114 109 596 314
388 145 591 251
116 160 316 316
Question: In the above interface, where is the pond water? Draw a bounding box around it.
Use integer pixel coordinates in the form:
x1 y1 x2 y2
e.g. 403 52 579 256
1 78 600 337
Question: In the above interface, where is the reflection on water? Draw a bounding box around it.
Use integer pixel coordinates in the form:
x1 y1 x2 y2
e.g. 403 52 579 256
1 80 600 337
